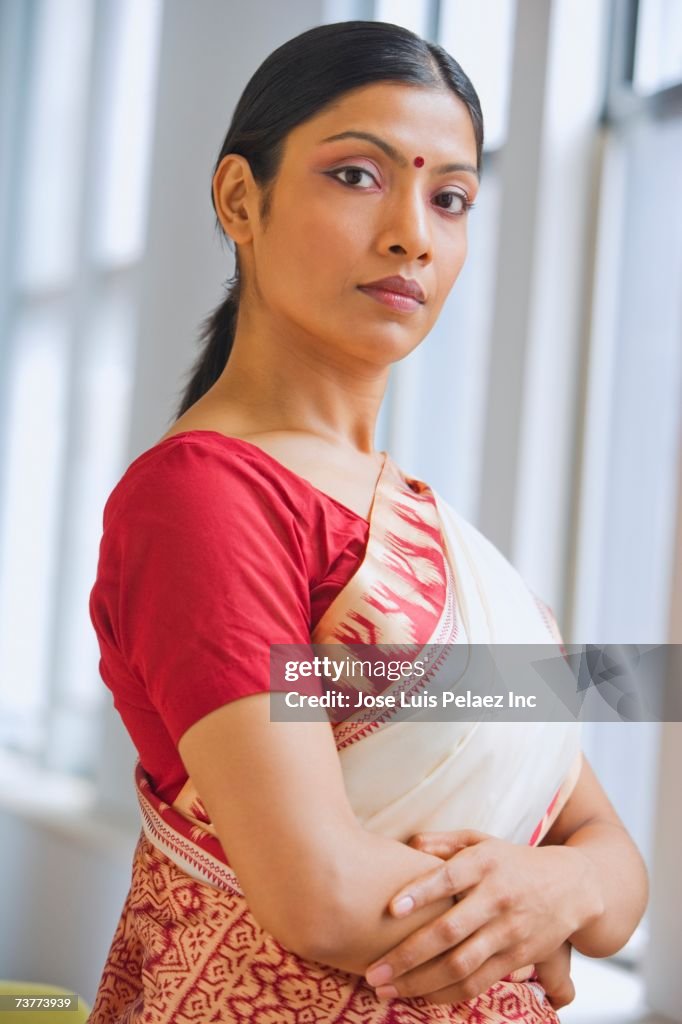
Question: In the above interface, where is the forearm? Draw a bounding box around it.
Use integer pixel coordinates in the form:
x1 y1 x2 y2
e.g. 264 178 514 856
560 818 649 958
303 827 453 975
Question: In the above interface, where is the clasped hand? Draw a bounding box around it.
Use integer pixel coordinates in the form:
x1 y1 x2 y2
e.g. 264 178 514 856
365 829 587 1010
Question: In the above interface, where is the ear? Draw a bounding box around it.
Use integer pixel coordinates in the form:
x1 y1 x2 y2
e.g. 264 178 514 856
212 154 258 245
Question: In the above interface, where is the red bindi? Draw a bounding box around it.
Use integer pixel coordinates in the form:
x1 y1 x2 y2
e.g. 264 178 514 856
413 156 424 167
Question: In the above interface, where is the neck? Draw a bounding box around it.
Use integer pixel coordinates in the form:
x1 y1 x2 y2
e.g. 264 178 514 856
211 306 391 455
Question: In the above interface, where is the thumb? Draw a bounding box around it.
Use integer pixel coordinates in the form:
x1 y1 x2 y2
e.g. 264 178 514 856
535 943 576 1011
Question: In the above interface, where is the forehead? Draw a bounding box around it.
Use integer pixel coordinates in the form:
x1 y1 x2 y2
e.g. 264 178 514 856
286 81 477 161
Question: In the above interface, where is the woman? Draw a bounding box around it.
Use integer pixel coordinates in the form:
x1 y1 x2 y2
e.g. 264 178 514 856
87 20 648 1023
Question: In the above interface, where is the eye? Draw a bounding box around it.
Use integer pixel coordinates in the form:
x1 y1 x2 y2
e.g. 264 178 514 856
433 190 476 216
326 165 378 189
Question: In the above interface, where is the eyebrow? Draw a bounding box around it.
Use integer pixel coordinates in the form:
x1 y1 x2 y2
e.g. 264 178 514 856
319 130 480 182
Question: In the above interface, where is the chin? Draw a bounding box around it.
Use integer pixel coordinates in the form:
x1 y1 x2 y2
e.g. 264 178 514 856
344 327 424 366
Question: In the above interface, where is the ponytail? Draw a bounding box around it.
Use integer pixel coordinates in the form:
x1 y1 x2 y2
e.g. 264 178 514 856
173 274 240 420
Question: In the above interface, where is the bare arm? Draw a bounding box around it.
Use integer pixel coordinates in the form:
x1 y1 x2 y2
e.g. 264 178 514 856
178 692 453 973
333 752 648 1005
539 753 649 957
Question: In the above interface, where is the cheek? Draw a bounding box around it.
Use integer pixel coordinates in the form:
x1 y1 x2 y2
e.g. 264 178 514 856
433 231 468 299
273 195 367 284
442 221 468 263
452 237 468 280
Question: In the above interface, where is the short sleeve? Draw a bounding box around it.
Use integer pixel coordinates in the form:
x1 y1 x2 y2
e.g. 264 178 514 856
96 438 313 744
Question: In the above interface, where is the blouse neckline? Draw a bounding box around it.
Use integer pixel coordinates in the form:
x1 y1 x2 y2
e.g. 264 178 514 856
149 429 389 526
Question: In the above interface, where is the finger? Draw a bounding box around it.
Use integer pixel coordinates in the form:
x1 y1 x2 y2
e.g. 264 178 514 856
535 943 575 1010
409 830 492 857
535 949 570 992
387 845 483 919
418 950 520 1007
371 916 513 1000
547 976 575 1011
365 893 494 990
409 838 470 860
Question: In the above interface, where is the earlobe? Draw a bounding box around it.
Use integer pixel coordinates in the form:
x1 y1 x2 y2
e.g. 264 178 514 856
213 154 254 244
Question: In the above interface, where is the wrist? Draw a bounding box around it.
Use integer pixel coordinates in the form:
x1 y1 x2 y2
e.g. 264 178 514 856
563 844 605 936
542 843 605 937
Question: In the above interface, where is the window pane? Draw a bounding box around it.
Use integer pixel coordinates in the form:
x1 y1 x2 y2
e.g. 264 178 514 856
94 0 163 264
44 273 137 775
598 116 682 642
16 0 94 289
634 0 682 95
573 112 682 916
0 303 69 753
438 0 516 151
375 0 432 37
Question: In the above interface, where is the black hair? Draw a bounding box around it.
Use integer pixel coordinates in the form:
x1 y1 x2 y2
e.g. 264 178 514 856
173 20 484 419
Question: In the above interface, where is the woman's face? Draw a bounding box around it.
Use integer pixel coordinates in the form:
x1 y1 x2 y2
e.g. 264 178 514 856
233 81 480 370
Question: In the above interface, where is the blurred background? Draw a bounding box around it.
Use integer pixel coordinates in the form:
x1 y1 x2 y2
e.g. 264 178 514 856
0 0 680 1019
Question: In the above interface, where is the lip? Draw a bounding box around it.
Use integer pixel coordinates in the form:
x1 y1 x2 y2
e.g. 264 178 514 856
358 286 422 313
358 275 426 303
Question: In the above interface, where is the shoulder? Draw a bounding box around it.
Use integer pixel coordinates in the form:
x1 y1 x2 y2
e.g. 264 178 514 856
102 432 317 532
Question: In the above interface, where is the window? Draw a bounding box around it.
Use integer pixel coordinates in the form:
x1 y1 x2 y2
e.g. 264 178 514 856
571 2 682 964
633 0 682 95
0 0 162 775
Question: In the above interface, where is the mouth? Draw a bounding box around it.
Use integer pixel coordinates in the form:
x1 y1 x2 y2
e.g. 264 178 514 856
357 276 426 313
357 286 423 313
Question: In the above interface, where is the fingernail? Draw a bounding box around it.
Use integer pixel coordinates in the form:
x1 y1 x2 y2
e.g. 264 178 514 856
375 985 399 1001
392 895 415 917
366 963 393 986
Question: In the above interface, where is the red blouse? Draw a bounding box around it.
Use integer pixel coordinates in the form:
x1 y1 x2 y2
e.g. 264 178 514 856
88 431 369 803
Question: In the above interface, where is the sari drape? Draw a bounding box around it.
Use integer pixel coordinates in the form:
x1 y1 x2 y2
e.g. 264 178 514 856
88 452 581 1023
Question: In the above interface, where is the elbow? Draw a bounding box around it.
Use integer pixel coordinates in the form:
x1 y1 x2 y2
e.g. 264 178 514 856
248 899 339 963
294 903 356 967
289 888 383 975
245 909 330 964
250 867 355 968
287 851 373 969
282 886 366 971
280 888 357 967
281 922 341 967
291 919 364 974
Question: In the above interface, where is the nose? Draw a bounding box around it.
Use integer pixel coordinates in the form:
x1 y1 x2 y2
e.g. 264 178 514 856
376 184 432 264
